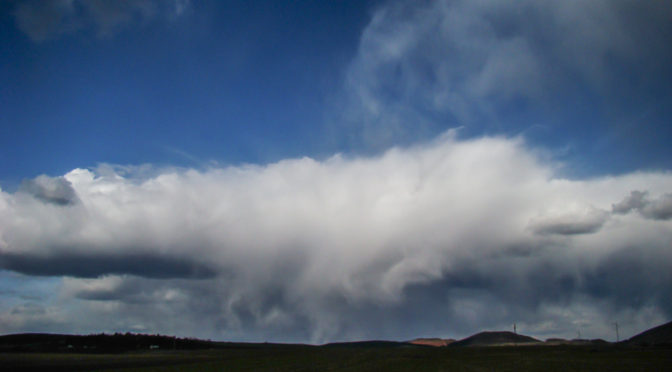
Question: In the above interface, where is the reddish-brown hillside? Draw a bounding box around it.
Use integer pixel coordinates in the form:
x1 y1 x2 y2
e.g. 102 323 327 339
408 338 455 347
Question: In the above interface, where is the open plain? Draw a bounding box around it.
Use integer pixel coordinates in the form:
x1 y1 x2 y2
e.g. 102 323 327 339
2 343 671 372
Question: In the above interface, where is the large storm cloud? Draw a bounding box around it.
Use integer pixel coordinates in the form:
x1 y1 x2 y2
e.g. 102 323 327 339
1 134 671 341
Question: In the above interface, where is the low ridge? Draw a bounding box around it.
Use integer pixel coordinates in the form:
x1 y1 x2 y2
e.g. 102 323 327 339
451 331 540 347
623 320 672 347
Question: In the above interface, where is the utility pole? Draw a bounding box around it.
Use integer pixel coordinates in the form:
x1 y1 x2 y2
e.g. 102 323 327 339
614 322 619 342
513 323 517 334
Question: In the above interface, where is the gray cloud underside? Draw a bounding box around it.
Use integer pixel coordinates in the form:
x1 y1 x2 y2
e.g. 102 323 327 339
1 135 671 341
529 207 609 236
18 175 79 206
613 190 672 221
0 251 215 279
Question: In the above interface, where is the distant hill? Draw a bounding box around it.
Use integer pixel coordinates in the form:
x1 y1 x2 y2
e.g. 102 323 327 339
451 331 540 347
623 321 672 347
408 338 455 347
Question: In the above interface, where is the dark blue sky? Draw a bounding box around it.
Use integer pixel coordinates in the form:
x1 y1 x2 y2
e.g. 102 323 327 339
1 0 379 187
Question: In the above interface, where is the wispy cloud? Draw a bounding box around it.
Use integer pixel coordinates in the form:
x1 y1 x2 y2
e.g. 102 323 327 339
12 0 190 42
340 0 672 149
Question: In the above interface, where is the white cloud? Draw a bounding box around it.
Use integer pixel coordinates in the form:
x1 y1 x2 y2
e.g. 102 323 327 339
1 134 671 341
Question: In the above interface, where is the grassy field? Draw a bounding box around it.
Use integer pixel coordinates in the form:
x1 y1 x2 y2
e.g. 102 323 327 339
2 344 671 372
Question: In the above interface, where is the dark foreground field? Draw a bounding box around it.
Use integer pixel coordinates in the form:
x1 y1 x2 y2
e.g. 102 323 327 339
2 344 671 372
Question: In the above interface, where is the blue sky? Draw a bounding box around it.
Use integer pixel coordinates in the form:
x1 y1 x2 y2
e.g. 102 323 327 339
1 0 377 186
1 0 671 188
1 0 671 343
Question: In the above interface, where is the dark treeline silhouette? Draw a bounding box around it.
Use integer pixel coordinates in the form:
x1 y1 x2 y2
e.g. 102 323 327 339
0 332 216 353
